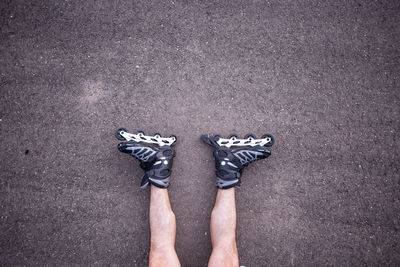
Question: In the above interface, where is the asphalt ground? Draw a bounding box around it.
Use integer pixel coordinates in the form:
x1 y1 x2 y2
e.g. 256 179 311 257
1 1 399 266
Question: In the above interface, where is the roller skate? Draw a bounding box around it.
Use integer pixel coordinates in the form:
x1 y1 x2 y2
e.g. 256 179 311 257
201 133 274 189
115 128 178 189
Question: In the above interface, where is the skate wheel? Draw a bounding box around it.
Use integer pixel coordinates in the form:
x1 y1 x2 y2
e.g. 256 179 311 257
244 133 256 140
152 132 162 138
169 135 178 145
228 134 239 140
115 127 128 140
134 129 146 136
261 134 274 147
213 134 221 141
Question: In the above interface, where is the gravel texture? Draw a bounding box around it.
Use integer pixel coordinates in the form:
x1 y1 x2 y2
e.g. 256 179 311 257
1 1 399 266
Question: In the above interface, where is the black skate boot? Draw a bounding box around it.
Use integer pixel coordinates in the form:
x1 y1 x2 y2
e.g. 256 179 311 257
201 133 274 189
115 128 177 189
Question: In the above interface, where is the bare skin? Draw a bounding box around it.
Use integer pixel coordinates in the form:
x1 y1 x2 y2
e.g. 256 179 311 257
149 186 180 267
148 186 238 267
208 188 239 267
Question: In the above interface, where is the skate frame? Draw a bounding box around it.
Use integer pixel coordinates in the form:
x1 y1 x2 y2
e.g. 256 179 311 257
118 130 176 147
216 136 273 148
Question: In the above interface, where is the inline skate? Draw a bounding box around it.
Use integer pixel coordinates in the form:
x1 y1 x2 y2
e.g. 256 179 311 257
115 128 178 189
201 133 274 189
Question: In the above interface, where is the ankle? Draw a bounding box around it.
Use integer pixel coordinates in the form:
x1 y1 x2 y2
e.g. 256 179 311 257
150 244 176 257
210 245 239 266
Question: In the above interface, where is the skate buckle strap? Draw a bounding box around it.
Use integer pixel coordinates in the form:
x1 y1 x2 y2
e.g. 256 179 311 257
148 177 170 188
216 178 240 189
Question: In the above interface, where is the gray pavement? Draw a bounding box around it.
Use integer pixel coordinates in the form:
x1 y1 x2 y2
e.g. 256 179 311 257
1 0 399 266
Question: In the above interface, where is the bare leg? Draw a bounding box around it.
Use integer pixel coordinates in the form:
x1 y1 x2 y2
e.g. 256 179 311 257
208 188 239 267
149 186 181 267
